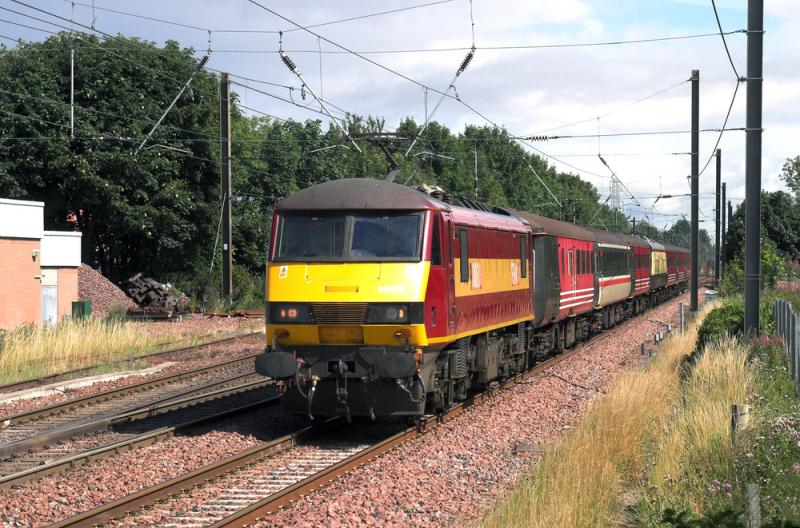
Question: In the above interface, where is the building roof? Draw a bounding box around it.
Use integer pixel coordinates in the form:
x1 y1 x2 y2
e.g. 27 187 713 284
0 198 45 239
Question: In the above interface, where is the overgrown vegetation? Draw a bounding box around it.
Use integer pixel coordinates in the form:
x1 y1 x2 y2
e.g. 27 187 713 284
636 337 756 525
0 318 159 384
720 236 788 297
696 297 775 350
482 303 716 528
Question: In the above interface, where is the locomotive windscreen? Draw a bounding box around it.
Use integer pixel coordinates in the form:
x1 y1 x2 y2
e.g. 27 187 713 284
274 212 423 261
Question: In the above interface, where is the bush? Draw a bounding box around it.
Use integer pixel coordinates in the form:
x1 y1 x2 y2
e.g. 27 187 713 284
697 299 744 350
103 301 130 322
697 298 776 349
721 237 786 296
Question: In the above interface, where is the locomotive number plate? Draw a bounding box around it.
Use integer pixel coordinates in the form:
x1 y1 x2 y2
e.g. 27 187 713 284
318 326 364 344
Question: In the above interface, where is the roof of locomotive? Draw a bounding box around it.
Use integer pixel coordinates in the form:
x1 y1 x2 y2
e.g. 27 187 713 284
276 178 443 211
276 178 529 232
647 239 667 252
506 209 596 241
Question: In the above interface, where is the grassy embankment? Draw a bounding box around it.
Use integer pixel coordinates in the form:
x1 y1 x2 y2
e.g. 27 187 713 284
0 318 160 384
484 295 800 528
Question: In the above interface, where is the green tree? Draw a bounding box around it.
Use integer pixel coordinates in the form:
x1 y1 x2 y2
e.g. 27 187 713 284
781 156 800 198
724 190 800 262
0 33 219 283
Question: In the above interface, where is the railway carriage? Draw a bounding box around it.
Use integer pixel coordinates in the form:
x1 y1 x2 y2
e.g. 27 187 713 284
256 178 691 420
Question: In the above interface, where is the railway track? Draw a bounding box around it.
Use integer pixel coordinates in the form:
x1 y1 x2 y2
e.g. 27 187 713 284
0 331 262 396
0 382 279 488
0 354 260 459
49 313 644 528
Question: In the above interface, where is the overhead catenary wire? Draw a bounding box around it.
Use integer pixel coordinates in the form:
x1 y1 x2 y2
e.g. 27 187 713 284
404 0 477 156
277 40 361 152
3 4 361 127
0 107 218 164
522 127 745 141
710 0 742 80
7 2 315 103
535 78 690 135
698 0 745 177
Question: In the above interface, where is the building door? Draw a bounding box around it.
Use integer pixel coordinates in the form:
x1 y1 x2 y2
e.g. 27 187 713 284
41 268 58 325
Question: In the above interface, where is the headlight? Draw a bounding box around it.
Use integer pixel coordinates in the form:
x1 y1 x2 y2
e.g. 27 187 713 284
365 304 413 323
268 303 314 323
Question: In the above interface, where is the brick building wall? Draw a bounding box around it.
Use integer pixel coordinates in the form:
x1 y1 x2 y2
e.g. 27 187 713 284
57 267 78 322
0 238 41 330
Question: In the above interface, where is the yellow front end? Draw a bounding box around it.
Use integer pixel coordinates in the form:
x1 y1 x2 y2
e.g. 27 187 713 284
266 260 431 347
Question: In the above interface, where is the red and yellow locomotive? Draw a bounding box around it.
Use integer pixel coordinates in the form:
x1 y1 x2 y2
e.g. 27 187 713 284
256 178 689 419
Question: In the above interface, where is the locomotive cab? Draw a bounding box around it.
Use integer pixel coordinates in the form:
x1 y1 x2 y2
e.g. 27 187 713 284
256 179 442 419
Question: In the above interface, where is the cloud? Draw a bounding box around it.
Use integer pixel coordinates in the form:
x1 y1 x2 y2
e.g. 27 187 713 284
6 0 796 225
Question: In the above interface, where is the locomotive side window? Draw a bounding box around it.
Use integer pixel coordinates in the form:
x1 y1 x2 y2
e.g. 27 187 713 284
431 216 442 266
459 228 469 282
520 236 527 278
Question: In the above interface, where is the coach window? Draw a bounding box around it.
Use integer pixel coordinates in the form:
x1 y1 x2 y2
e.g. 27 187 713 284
520 236 527 278
431 216 442 266
459 228 469 282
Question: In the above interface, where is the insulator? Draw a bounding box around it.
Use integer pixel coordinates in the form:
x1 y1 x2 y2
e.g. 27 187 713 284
197 55 209 69
280 51 297 72
301 84 307 100
457 47 475 75
526 135 551 142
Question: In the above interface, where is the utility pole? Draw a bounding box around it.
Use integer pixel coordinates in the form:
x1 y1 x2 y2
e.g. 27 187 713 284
473 148 478 199
721 182 727 278
220 72 233 303
690 69 700 312
744 0 764 335
715 149 722 288
728 201 733 230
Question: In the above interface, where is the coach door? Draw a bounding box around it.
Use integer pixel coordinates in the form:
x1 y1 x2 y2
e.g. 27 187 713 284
441 212 457 329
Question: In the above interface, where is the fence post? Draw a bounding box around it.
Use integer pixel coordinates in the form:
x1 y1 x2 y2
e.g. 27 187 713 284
747 483 761 528
794 314 800 389
772 299 777 332
731 404 750 446
791 313 797 378
680 303 685 334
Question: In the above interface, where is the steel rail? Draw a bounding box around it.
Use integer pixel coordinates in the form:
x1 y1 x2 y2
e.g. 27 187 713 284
46 420 335 528
0 393 280 488
0 374 269 459
48 291 664 528
0 353 259 429
0 331 263 395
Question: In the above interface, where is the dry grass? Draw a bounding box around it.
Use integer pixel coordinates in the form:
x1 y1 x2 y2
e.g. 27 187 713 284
645 336 756 516
0 318 159 384
483 303 718 528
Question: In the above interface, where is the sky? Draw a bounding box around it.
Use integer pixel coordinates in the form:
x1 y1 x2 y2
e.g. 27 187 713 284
1 0 798 229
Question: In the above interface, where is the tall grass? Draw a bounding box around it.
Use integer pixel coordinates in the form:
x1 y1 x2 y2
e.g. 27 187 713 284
0 318 157 384
642 336 756 520
483 303 717 528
